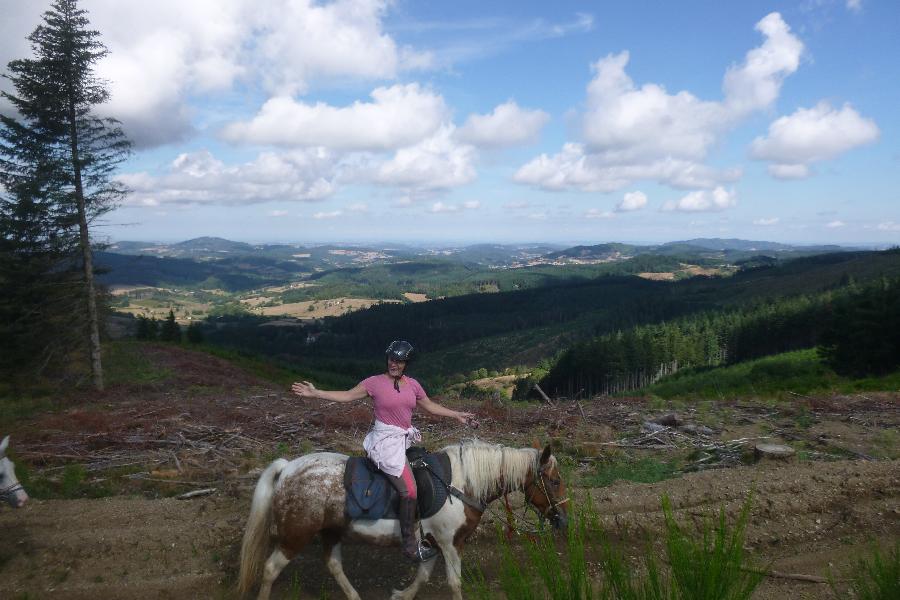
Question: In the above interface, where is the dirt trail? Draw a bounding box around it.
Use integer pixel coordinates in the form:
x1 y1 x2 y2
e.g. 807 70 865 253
1 458 897 599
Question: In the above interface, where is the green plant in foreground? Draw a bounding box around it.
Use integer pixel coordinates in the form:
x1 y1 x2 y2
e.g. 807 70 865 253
662 494 764 600
466 494 763 600
832 540 900 600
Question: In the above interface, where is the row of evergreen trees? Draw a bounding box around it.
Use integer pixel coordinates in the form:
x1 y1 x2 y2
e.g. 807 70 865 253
135 312 203 344
532 277 900 399
1 0 129 389
819 277 900 376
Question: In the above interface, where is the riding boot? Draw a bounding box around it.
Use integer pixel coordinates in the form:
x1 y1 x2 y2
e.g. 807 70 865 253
399 497 438 562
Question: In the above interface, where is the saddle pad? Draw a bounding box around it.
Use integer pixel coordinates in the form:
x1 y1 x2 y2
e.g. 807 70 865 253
344 456 390 518
343 449 452 520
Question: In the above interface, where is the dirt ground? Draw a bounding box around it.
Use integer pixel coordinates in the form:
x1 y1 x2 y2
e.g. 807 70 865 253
1 344 898 599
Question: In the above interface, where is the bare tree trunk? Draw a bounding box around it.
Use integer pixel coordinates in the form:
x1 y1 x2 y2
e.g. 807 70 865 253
69 98 103 391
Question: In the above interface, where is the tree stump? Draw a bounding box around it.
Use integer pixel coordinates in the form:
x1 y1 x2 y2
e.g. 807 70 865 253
754 443 795 461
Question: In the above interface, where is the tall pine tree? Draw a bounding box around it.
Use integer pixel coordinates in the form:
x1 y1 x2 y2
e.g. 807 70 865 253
0 0 130 390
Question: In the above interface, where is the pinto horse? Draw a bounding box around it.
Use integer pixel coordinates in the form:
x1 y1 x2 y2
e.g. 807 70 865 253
0 436 29 509
238 441 568 600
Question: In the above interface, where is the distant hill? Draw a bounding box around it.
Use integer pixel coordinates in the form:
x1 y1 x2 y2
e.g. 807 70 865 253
544 243 635 261
543 238 856 265
95 251 302 291
663 238 795 252
170 236 256 255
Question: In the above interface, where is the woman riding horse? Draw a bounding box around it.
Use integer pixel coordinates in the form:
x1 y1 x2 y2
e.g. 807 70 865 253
291 340 475 562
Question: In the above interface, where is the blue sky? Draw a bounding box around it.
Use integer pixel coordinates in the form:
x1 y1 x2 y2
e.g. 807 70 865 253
2 0 897 246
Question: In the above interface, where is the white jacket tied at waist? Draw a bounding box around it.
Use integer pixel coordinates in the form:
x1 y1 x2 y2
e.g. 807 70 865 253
363 420 421 478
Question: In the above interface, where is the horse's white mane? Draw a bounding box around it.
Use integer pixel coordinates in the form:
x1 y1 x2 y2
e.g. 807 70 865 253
443 440 549 502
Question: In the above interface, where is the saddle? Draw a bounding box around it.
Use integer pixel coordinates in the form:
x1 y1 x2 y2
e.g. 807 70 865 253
343 447 452 520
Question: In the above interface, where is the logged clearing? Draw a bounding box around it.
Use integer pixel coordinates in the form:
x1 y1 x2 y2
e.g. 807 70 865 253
255 297 399 319
1 344 898 599
637 271 677 281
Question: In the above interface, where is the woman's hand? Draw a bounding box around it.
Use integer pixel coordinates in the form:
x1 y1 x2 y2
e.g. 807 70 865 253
454 411 478 428
291 380 318 400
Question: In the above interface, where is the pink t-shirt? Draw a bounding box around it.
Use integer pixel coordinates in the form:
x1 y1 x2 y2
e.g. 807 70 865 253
361 374 426 429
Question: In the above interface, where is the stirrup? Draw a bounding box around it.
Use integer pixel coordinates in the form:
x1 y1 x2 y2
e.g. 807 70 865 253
407 541 438 562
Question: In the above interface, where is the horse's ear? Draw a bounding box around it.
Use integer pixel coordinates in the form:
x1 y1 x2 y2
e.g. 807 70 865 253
540 444 552 465
0 435 8 456
531 439 541 450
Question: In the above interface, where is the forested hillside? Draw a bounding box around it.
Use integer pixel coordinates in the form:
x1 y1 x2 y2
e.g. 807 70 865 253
200 249 900 388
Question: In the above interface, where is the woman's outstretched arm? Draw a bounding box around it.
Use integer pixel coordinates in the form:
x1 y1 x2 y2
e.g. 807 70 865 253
291 381 369 403
417 395 475 426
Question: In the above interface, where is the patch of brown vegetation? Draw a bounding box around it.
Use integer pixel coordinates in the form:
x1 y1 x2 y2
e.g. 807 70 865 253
637 271 676 281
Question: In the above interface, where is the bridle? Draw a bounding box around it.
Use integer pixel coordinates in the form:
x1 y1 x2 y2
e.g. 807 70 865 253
0 457 24 505
531 469 569 519
0 481 25 505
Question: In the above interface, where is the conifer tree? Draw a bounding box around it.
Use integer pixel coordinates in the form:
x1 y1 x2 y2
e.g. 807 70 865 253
0 0 131 389
186 321 204 344
159 310 182 343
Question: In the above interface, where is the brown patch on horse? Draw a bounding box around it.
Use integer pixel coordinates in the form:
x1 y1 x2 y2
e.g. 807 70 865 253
271 461 347 556
453 504 484 550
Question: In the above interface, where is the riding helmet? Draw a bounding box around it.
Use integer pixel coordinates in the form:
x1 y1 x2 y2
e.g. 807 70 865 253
385 340 414 362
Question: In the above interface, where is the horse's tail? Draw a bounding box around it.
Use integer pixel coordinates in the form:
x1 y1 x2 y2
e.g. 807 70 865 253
238 458 288 596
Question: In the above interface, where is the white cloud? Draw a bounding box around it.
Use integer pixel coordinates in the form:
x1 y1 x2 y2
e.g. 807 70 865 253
250 0 431 95
585 208 614 219
430 202 459 213
456 101 549 148
617 191 647 212
517 13 800 194
582 51 726 162
0 0 432 147
751 102 879 178
721 13 804 116
347 203 369 213
753 217 780 225
846 0 862 12
662 187 737 212
463 200 481 209
267 210 289 217
876 221 900 231
514 144 741 192
825 220 846 228
222 84 448 150
767 164 810 179
375 126 477 191
528 212 548 220
313 210 343 219
118 149 337 206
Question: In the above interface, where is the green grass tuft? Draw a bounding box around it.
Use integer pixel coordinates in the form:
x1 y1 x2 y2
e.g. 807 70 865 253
833 540 900 600
662 494 764 600
466 494 763 600
583 457 678 488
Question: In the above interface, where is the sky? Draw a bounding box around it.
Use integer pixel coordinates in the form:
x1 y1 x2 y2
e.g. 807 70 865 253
1 0 898 246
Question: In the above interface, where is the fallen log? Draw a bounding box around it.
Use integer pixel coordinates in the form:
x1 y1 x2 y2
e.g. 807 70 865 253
176 488 217 500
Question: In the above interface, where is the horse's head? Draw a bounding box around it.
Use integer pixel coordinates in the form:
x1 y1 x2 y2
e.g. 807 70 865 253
524 444 568 531
0 436 29 508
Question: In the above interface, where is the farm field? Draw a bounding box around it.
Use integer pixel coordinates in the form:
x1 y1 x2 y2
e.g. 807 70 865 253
1 343 897 599
255 297 400 319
